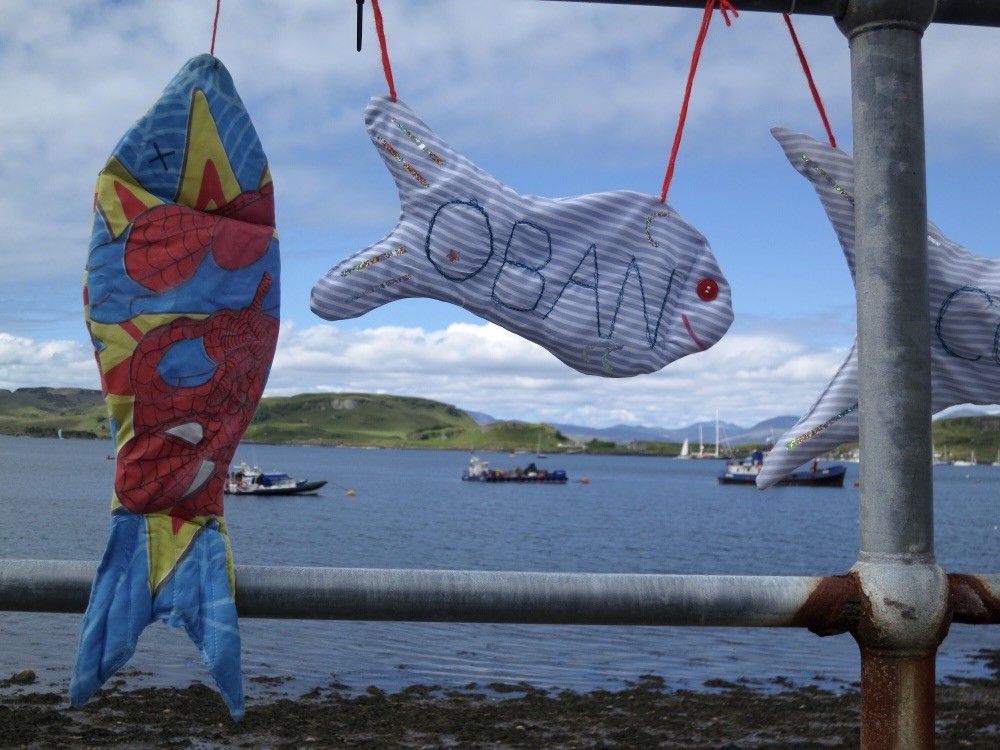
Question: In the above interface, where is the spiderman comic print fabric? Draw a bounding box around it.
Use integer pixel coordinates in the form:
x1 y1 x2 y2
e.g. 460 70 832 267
72 54 279 719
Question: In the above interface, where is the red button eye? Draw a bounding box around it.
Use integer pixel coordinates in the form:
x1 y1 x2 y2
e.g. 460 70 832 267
696 278 718 302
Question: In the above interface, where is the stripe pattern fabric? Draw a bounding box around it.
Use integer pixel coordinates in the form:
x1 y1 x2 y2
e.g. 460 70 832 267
759 127 1000 487
311 97 734 378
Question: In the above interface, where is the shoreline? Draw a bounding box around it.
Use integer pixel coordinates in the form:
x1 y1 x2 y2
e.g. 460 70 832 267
2 652 997 749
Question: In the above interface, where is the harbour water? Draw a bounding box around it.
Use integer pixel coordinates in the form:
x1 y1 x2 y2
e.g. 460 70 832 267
1 435 997 698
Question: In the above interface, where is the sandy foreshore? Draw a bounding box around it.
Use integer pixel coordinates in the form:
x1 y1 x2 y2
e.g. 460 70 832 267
1 651 997 749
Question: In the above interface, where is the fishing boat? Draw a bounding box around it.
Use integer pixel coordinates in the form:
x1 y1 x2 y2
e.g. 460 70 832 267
462 455 568 484
224 462 327 496
718 451 847 487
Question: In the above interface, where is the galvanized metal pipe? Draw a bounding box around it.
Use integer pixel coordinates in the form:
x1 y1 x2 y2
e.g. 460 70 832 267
1 558 827 626
542 0 1000 28
840 2 949 747
543 0 849 17
846 1 937 566
4 558 995 627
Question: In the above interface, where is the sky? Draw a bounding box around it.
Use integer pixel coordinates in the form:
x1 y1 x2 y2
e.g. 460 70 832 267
1 0 999 431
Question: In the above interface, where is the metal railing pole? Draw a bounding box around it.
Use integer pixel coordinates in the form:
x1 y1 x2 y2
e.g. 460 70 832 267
838 2 949 748
0 558 829 627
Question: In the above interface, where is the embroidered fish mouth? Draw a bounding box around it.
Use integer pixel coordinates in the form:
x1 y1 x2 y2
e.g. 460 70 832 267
682 314 709 351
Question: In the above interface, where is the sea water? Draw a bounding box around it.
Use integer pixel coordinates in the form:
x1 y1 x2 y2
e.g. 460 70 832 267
1 435 997 698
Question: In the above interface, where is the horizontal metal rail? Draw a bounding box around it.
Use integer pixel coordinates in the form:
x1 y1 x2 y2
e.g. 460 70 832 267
2 559 997 628
542 0 1000 28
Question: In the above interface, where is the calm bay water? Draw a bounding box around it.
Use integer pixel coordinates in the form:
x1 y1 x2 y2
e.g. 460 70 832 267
1 434 997 698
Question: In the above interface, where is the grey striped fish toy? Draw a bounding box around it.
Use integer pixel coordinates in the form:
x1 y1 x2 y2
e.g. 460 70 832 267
311 97 734 377
759 127 1000 488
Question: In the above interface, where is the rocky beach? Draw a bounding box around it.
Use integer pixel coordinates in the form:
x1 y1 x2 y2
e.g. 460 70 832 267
1 650 997 749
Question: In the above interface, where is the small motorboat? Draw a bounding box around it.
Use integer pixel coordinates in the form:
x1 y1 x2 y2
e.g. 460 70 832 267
461 455 568 484
225 462 327 496
718 451 847 487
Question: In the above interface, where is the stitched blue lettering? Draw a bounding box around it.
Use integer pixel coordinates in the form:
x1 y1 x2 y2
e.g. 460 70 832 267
936 285 995 363
425 199 493 282
491 221 551 312
541 243 599 322
424 200 678 350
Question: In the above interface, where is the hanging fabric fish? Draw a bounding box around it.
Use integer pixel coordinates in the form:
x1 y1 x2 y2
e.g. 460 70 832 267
758 127 1000 488
72 54 280 718
311 97 734 377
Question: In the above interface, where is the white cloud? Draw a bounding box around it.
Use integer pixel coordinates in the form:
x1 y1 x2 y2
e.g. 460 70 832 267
0 333 96 391
268 319 846 428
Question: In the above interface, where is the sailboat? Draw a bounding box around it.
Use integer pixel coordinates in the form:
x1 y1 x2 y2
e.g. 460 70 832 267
677 438 691 459
713 409 721 459
694 411 722 459
952 450 977 467
536 432 547 459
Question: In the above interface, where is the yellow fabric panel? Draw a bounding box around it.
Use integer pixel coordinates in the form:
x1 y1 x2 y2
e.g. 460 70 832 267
145 513 235 597
175 89 241 209
95 157 163 240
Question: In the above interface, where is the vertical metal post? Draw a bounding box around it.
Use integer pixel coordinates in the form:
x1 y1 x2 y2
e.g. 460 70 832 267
838 2 950 748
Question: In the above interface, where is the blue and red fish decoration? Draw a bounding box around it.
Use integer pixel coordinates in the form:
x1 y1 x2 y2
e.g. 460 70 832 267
72 54 279 718
311 97 734 377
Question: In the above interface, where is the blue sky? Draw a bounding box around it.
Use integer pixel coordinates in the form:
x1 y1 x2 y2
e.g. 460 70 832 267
1 0 998 429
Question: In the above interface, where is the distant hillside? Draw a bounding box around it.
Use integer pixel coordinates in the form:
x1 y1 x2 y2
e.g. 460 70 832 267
4 388 1000 461
550 416 799 445
244 392 482 448
0 387 110 439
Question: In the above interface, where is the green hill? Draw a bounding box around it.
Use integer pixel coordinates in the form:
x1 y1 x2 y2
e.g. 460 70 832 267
0 387 110 439
4 387 1000 460
0 388 578 453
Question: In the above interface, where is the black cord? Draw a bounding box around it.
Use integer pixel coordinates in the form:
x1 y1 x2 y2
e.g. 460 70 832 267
357 0 365 51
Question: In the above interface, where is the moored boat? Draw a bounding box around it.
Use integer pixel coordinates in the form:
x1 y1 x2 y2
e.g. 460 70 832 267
225 462 327 496
718 451 847 487
462 455 568 484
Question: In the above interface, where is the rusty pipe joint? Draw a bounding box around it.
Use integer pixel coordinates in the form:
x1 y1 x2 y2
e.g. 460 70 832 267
852 561 950 655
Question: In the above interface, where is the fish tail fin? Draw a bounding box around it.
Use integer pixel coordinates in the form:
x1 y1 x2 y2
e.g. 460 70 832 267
71 512 244 719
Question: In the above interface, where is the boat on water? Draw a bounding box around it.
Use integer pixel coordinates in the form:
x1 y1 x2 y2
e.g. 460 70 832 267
718 450 847 487
676 438 691 459
952 450 977 467
224 462 328 496
462 455 568 484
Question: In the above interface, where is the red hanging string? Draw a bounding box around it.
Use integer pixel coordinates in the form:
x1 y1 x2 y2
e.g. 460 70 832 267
370 0 397 101
783 13 836 148
660 0 738 204
210 0 221 56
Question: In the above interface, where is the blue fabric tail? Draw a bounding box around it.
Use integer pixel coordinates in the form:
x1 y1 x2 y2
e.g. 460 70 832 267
70 512 244 719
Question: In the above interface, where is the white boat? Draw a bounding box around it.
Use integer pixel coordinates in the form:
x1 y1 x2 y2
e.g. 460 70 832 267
952 450 977 467
224 462 327 496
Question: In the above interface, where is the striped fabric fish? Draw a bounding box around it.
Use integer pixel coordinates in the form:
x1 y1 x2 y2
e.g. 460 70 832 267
758 127 1000 488
72 54 280 718
311 97 733 377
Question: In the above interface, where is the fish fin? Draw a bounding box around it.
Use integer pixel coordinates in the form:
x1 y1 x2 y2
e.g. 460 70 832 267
70 513 153 707
770 127 858 283
757 343 859 489
71 512 244 719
